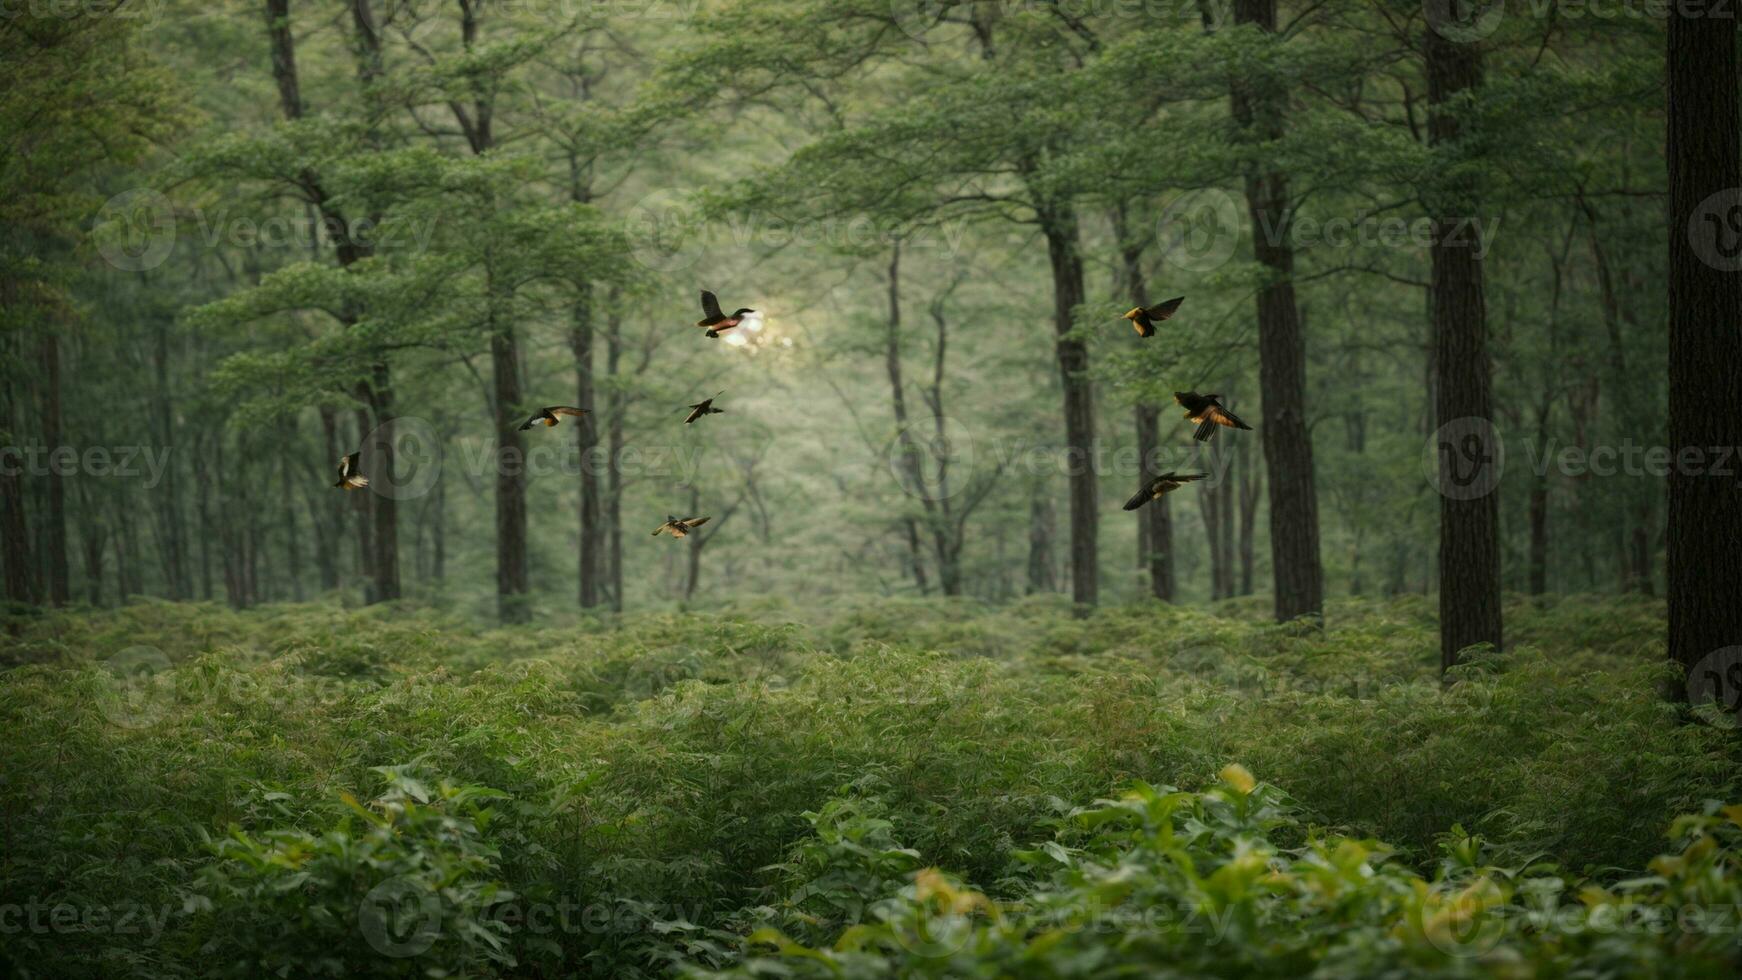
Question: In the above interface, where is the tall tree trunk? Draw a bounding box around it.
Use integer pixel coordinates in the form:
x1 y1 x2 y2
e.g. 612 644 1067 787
1231 0 1323 625
280 447 303 601
492 319 529 623
1134 404 1174 601
312 407 340 591
1026 484 1058 594
884 244 935 594
1037 201 1097 612
1116 206 1175 602
1238 441 1260 596
0 350 33 605
360 372 400 602
1426 19 1502 671
606 310 625 613
39 334 68 606
151 321 187 598
1667 4 1742 691
572 285 604 608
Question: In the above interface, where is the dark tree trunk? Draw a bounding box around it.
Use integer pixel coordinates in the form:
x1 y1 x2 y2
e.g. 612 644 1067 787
1026 485 1058 594
1231 0 1323 625
606 311 625 613
312 407 341 591
0 352 33 605
1238 441 1260 596
38 334 68 606
359 372 400 602
280 448 303 601
1426 21 1503 671
151 322 187 598
492 321 529 623
1200 476 1229 600
1134 405 1174 601
884 244 935 595
1116 208 1175 602
1037 202 1098 612
572 285 604 608
1667 4 1742 690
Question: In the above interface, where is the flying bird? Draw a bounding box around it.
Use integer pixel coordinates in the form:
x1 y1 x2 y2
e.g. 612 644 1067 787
1122 471 1207 511
1175 391 1252 442
519 406 589 430
697 290 755 338
333 452 368 490
1121 296 1184 338
683 392 726 424
652 516 711 538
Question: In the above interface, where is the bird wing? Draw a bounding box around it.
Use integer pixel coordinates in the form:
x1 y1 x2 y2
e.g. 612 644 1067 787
1143 296 1185 321
549 406 588 417
1208 405 1251 430
652 523 672 536
681 516 711 529
1122 481 1158 510
683 405 706 424
700 290 724 321
1193 416 1220 442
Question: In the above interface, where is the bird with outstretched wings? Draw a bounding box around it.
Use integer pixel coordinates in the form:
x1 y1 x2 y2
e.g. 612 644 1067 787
652 516 711 538
520 406 589 430
1123 471 1206 510
1122 296 1184 337
1174 391 1252 442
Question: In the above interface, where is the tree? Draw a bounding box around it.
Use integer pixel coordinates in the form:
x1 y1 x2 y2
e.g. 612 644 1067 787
1425 12 1502 671
1666 4 1742 691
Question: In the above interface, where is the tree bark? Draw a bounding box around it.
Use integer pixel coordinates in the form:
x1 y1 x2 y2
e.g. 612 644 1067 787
1037 201 1098 612
39 334 68 606
606 309 625 613
1667 3 1742 691
884 243 936 594
1026 484 1058 594
1231 0 1323 625
1426 20 1503 671
572 284 604 608
492 320 529 623
0 347 33 605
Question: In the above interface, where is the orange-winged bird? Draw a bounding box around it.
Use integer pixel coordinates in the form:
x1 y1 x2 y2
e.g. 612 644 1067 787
1122 471 1207 511
333 452 368 490
652 515 711 538
519 406 589 431
1174 390 1252 442
697 290 754 338
1121 296 1184 338
683 392 725 425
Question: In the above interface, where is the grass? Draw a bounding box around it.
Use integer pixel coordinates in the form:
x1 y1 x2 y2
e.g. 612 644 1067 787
0 594 1736 976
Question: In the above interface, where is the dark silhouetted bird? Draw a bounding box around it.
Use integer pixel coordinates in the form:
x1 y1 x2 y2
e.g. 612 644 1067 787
519 406 589 431
1122 471 1207 510
1175 391 1252 442
683 392 725 424
333 452 368 490
697 290 755 338
1121 296 1184 338
652 516 711 538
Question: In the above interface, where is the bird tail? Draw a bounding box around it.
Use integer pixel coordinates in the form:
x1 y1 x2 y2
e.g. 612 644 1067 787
1194 417 1219 442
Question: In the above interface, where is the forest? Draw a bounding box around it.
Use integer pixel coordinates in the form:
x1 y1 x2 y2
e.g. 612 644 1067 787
2 0 1741 977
